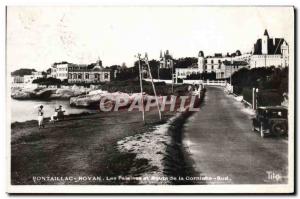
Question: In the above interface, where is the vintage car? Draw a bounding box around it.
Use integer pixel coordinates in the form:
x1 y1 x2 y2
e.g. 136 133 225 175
252 106 288 138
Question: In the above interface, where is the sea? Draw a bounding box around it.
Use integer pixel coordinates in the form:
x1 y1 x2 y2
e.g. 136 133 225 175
11 98 95 123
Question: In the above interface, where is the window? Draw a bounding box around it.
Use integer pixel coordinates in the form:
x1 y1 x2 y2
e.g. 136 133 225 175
211 60 213 64
69 74 72 79
104 73 109 79
85 73 89 79
78 73 82 79
73 73 77 79
212 65 214 70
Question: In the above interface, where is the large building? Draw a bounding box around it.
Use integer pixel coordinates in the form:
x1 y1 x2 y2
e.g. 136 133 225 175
175 50 251 81
159 50 174 69
22 71 44 84
68 60 111 83
11 76 24 84
11 71 44 88
50 59 111 84
51 62 69 81
216 60 249 79
198 51 251 73
250 29 289 68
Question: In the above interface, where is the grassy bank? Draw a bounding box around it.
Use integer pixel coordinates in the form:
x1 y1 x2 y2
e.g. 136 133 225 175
11 110 174 185
163 89 206 185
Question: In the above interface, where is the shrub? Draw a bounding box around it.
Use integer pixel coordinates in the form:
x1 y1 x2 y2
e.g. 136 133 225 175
241 87 253 104
233 86 243 95
32 77 61 85
257 90 283 106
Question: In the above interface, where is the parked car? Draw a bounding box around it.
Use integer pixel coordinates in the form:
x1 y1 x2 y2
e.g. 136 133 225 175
252 106 288 138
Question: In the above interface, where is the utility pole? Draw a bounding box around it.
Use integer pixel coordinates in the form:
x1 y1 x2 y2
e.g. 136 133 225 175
171 63 174 94
158 66 160 80
230 57 233 85
137 53 145 122
145 53 162 121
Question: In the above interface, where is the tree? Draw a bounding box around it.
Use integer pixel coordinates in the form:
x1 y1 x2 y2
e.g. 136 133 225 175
11 68 36 76
202 72 216 80
186 73 201 80
231 67 288 96
159 68 172 79
32 77 61 85
148 59 160 79
115 65 139 81
174 57 198 68
236 50 241 56
109 65 121 71
121 62 127 69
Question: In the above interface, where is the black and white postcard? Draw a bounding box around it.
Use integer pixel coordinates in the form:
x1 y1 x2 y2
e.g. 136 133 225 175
6 6 295 194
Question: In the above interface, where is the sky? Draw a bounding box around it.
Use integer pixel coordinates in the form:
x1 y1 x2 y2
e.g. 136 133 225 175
7 6 294 72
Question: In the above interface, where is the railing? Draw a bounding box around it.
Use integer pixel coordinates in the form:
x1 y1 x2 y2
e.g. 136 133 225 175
144 78 227 86
181 79 227 86
198 80 227 86
143 78 173 84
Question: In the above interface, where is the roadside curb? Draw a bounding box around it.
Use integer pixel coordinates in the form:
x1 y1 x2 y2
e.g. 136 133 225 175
163 89 206 185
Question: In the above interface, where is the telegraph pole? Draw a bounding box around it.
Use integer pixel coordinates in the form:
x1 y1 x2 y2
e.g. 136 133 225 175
137 53 145 122
144 53 162 121
230 57 233 85
171 63 174 94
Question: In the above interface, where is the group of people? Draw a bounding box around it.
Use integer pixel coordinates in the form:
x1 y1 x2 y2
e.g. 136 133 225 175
37 105 65 129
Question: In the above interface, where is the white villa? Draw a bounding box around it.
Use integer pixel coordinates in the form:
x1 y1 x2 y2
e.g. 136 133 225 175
249 29 289 68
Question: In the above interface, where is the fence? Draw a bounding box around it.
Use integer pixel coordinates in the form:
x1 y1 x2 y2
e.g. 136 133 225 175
144 78 227 86
202 80 227 86
143 78 173 84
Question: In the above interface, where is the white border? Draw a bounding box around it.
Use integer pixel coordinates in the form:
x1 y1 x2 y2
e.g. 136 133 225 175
2 1 297 195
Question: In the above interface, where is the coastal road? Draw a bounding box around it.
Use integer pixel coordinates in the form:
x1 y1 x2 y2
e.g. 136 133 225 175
183 86 288 184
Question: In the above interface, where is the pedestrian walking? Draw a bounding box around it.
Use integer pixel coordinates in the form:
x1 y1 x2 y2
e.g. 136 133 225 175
38 105 45 129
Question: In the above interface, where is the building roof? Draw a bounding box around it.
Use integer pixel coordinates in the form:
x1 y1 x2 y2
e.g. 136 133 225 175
198 51 204 57
160 50 173 60
253 30 287 55
214 53 222 58
92 65 104 71
264 29 269 37
52 61 69 66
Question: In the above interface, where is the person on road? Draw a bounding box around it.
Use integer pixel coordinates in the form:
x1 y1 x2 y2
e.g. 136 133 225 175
37 105 45 129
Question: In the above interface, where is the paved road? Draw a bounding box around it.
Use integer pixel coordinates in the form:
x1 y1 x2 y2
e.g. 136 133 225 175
183 86 288 184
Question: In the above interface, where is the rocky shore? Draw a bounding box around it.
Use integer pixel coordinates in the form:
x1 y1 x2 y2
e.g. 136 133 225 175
11 86 90 100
